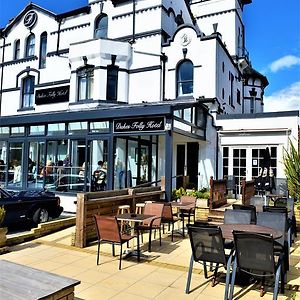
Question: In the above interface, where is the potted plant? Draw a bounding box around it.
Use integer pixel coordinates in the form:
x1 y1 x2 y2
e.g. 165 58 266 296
283 140 300 231
0 206 7 247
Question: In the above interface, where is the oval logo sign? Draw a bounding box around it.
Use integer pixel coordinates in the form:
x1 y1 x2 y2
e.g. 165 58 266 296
24 11 38 29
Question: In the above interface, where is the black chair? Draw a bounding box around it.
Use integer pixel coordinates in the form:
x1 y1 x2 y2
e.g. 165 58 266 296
230 231 284 300
275 197 297 239
257 211 289 275
224 209 252 225
232 204 256 224
185 224 234 299
178 195 197 237
263 206 292 249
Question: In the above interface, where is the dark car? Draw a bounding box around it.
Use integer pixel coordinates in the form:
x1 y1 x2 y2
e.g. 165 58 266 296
0 188 63 227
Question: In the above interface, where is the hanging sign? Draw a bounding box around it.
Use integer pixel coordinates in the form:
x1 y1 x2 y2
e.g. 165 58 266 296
114 116 165 133
35 85 70 105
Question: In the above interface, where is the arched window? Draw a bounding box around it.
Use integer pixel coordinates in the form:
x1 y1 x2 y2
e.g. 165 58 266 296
77 66 94 101
25 33 35 57
22 76 35 108
14 39 20 60
39 32 47 69
94 15 108 39
176 60 193 97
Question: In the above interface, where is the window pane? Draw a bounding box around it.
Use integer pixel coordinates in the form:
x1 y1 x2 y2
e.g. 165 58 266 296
90 121 109 133
39 33 47 69
8 142 23 188
177 60 193 96
68 122 88 135
11 127 24 136
0 127 9 137
95 15 108 39
29 125 45 136
48 123 65 135
0 141 7 185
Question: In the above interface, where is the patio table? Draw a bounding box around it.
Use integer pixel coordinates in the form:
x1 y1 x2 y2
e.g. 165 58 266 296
219 224 282 240
116 213 155 260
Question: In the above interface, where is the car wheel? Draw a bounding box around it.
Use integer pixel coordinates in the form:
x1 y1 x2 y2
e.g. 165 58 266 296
32 208 49 224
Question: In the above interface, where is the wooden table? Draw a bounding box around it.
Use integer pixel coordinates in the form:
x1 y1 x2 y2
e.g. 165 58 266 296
0 259 80 300
219 224 282 240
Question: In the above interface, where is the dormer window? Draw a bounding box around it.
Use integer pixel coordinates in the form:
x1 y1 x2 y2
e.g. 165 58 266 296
94 14 108 39
25 33 35 57
14 39 20 60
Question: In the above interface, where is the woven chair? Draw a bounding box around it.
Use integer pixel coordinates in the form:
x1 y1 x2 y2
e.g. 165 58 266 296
185 224 234 299
94 215 139 270
179 195 197 237
136 202 164 252
161 202 179 242
232 204 257 224
224 209 252 225
230 231 284 300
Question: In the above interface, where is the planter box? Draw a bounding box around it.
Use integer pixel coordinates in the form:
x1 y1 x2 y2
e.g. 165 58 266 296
295 205 300 232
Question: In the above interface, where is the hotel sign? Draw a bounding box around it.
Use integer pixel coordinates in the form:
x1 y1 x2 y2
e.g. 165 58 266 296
114 117 165 133
35 86 70 105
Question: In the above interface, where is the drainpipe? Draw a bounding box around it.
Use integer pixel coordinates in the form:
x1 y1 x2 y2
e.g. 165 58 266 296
161 52 167 101
131 0 136 44
0 35 6 116
56 19 62 55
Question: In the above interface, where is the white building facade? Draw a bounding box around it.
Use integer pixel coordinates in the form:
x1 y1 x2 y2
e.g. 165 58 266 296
0 0 298 211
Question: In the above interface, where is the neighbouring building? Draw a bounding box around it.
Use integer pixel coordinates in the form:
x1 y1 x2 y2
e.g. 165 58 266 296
0 0 298 211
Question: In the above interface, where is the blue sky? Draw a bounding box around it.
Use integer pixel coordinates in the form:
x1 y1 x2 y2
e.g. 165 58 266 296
0 0 299 112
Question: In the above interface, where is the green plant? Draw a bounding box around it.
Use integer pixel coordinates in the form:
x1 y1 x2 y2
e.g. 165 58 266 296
283 139 300 202
172 187 186 200
172 187 210 200
0 206 5 226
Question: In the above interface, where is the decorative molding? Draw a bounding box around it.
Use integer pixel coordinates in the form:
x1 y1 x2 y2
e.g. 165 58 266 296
1 55 38 67
36 79 70 88
112 5 163 20
50 23 90 35
196 9 235 20
47 49 69 57
0 43 11 49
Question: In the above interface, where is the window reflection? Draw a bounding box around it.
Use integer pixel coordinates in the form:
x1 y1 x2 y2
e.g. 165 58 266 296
8 142 23 188
177 60 193 97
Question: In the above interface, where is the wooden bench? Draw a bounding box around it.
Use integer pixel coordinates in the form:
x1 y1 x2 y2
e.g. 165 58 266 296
0 259 80 300
241 179 255 205
75 187 164 248
208 176 227 210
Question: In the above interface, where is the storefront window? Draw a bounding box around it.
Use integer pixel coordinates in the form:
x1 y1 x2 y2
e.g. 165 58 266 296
0 127 9 137
68 122 88 135
11 126 25 136
28 141 45 189
0 142 7 186
7 142 23 188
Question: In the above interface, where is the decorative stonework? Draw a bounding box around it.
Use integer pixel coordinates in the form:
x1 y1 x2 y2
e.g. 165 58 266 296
180 33 191 46
24 11 38 29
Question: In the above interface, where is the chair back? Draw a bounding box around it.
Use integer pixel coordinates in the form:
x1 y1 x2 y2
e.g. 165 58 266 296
256 211 286 246
187 224 227 265
94 215 121 243
232 204 256 224
162 203 173 221
233 231 275 274
224 209 252 225
250 195 269 212
181 195 196 206
142 202 164 226
275 197 294 218
263 205 288 219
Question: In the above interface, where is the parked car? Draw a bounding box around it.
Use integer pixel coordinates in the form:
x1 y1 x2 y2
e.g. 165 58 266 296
0 188 63 227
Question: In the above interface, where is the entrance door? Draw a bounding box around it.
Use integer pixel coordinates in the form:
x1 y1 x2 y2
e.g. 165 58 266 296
176 145 185 188
187 142 199 189
233 148 247 194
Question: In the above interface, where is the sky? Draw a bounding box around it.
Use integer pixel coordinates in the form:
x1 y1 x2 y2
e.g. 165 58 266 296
0 0 299 113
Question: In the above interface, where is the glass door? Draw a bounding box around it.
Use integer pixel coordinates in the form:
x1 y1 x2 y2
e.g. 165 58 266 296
233 148 246 194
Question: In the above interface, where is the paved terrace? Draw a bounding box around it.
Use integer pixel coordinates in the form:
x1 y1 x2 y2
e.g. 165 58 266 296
2 224 300 300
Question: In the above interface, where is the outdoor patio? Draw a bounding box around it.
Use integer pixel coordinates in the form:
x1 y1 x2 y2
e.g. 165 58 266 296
2 224 300 299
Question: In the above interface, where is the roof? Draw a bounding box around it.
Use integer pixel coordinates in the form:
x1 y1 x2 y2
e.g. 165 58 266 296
243 66 269 87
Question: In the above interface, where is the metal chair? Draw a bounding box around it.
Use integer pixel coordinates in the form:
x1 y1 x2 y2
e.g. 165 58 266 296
94 215 139 270
136 202 164 252
185 224 234 300
250 195 269 211
179 195 197 237
230 231 284 300
224 209 252 225
232 204 256 224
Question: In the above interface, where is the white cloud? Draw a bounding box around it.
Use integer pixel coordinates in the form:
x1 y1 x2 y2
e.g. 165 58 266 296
264 81 300 112
268 55 300 73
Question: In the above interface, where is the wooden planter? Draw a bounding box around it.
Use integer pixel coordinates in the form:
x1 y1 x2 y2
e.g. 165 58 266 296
0 227 7 247
295 205 300 232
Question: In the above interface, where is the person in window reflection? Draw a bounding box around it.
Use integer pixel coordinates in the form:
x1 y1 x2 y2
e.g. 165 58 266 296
40 160 54 184
0 160 5 182
92 160 107 191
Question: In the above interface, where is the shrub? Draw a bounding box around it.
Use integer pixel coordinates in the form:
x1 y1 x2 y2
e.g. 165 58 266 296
283 139 300 202
0 206 5 226
172 187 210 200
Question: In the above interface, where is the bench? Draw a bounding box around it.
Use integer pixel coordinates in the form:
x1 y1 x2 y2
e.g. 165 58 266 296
0 259 80 300
241 179 255 205
208 176 227 210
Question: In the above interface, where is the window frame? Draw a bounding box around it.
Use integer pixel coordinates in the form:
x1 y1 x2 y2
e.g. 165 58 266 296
94 14 108 39
77 66 94 101
106 65 119 100
25 33 35 57
21 76 35 108
176 59 194 97
39 32 47 69
14 39 20 60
